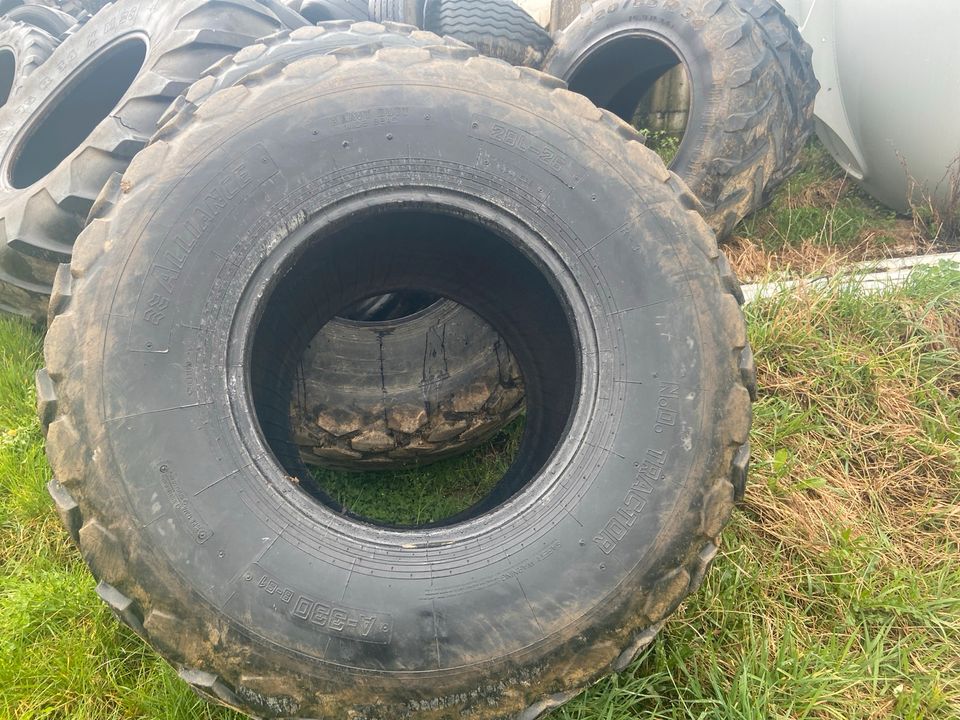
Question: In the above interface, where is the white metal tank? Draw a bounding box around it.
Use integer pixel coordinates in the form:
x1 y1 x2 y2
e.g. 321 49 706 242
761 0 960 212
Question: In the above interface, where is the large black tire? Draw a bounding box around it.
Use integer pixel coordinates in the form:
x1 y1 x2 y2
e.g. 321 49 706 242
40 25 754 720
732 0 818 189
3 4 76 36
160 23 524 471
294 299 524 469
424 0 553 67
543 0 815 238
0 18 57 108
0 0 283 320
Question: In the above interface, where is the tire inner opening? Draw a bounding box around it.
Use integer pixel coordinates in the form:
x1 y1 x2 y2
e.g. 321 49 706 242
249 207 579 529
567 35 691 165
9 37 147 189
0 49 15 109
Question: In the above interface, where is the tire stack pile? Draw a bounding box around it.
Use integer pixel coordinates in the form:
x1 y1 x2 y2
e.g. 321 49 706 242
1 0 815 717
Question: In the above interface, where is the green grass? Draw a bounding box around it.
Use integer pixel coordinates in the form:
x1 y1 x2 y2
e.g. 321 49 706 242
2 266 959 719
311 417 523 526
738 142 902 253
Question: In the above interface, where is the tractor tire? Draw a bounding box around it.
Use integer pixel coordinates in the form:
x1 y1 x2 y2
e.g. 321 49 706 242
41 25 753 720
0 18 57 109
161 23 525 471
424 0 553 67
543 0 814 238
732 0 818 189
4 4 76 36
0 0 283 320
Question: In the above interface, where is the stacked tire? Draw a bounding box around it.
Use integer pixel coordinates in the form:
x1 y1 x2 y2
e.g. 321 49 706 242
3 0 816 717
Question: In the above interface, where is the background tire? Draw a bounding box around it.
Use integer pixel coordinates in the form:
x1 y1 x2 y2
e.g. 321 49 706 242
3 4 76 36
294 299 524 469
423 0 553 67
0 0 283 320
544 0 815 238
0 18 57 109
732 0 818 189
41 26 752 720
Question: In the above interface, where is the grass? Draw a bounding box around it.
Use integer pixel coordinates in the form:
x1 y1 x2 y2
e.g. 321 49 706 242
2 262 958 719
310 417 524 526
727 142 960 283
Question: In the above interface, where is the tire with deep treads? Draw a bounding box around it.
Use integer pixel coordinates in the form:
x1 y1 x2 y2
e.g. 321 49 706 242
0 0 283 320
159 23 525 470
3 4 77 36
40 26 754 720
424 0 553 67
544 0 814 238
732 0 818 189
0 18 57 108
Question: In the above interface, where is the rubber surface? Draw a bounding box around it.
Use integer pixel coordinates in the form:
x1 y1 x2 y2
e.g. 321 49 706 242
733 0 817 189
41 23 754 720
160 23 524 470
424 0 553 67
368 0 422 24
0 0 283 320
285 0 368 22
3 4 76 36
0 18 57 108
294 298 525 469
544 0 814 238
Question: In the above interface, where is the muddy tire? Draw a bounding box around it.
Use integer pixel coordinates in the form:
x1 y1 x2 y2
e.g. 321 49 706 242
3 4 76 36
424 0 553 67
294 299 524 469
543 0 813 238
41 26 753 720
368 0 422 24
0 0 283 320
732 0 818 189
160 23 524 470
0 18 57 109
285 0 368 22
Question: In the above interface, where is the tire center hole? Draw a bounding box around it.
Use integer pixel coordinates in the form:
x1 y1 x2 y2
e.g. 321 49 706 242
8 36 147 189
567 35 691 165
248 206 578 529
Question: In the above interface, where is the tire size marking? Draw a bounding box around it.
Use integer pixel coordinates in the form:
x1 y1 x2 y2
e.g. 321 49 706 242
325 105 410 132
128 144 280 353
158 462 213 545
246 566 394 644
593 448 666 555
470 115 584 189
591 0 697 27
